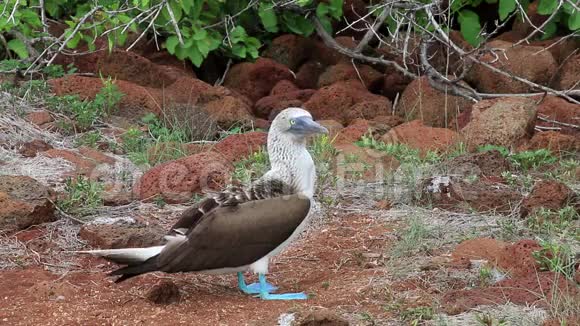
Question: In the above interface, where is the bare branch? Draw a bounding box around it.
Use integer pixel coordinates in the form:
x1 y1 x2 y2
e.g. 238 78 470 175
354 5 391 53
312 16 417 79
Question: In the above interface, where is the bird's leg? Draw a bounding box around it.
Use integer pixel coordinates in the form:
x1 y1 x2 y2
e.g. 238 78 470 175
237 272 277 294
257 273 308 300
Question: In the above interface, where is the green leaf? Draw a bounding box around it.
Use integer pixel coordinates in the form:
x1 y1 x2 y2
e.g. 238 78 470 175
21 9 42 28
7 39 28 59
45 1 60 17
231 44 246 58
174 44 188 60
317 3 329 17
192 29 208 41
247 46 259 59
196 39 211 57
180 0 193 15
568 11 580 30
282 13 315 36
329 0 343 19
458 10 482 47
259 3 278 33
162 0 183 23
187 47 203 67
540 20 558 39
499 0 517 21
66 32 82 49
230 26 247 43
537 0 558 15
165 35 179 54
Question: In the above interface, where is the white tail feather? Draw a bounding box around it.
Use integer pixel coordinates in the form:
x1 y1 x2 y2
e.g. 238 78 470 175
77 246 164 265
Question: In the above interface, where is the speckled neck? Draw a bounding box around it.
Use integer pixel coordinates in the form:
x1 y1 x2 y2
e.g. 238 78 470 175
267 132 316 198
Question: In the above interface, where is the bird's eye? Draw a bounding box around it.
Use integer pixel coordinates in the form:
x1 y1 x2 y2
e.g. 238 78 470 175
289 119 295 125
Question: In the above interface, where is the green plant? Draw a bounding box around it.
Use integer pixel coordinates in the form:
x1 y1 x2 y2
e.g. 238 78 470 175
527 206 579 238
45 77 123 130
309 134 338 202
1 0 344 67
75 130 103 148
510 149 557 170
58 175 103 216
357 134 440 164
532 240 576 279
452 0 579 47
401 306 434 324
479 145 557 171
392 215 432 257
478 265 494 286
232 148 270 185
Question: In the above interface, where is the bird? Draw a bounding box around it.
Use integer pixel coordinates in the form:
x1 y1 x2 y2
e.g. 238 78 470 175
78 107 328 301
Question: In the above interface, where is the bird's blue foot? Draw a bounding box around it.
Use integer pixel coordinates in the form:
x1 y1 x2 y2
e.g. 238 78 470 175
258 291 308 300
237 272 277 294
256 273 308 301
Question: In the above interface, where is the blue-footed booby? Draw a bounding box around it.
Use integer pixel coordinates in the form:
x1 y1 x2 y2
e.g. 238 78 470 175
79 107 328 300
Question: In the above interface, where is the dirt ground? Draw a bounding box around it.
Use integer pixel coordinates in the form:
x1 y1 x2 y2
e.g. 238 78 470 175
0 213 400 325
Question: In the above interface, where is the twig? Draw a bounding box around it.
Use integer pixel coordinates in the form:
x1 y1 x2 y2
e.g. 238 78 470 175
312 17 417 79
165 0 184 46
45 5 103 67
537 115 580 130
354 5 391 53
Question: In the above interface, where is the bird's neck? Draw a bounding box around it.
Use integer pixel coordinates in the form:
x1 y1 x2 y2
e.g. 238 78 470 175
267 135 316 198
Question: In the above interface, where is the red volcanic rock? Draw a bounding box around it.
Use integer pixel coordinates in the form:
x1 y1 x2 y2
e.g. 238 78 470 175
224 58 294 103
213 132 267 163
497 239 543 277
0 175 56 232
382 120 461 154
295 61 327 89
312 37 357 66
525 131 579 153
333 119 371 145
317 63 384 91
133 152 232 204
521 180 576 217
270 80 300 95
422 177 521 214
79 223 164 249
466 40 557 93
49 75 163 119
42 149 97 176
254 90 316 119
461 97 537 151
451 238 507 264
18 140 53 158
201 96 253 129
262 34 314 71
555 52 580 91
397 76 473 128
304 80 392 124
96 49 189 88
536 96 580 136
25 111 53 126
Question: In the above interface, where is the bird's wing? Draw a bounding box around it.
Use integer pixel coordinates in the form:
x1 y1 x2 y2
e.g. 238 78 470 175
167 178 295 236
157 193 310 273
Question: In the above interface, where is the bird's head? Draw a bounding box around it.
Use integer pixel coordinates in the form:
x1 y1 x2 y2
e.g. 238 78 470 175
270 107 328 143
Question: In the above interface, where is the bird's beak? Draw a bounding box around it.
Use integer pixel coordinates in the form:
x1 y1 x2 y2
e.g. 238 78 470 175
290 116 329 135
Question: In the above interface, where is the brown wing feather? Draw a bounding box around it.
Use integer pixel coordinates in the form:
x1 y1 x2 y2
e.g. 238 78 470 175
157 194 310 273
168 178 294 235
